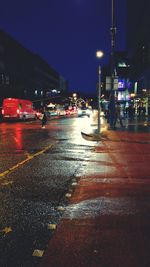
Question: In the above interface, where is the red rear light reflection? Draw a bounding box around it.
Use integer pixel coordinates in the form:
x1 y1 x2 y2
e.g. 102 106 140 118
65 110 70 115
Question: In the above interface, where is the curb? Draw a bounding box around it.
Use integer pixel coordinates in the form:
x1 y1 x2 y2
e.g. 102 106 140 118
81 131 108 141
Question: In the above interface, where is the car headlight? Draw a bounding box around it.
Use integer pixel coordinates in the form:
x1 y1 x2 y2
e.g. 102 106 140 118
86 109 91 115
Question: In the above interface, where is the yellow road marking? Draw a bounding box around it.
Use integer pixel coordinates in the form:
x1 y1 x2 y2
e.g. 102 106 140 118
47 223 57 230
0 143 55 180
0 170 9 177
32 249 44 257
0 227 12 234
1 181 13 186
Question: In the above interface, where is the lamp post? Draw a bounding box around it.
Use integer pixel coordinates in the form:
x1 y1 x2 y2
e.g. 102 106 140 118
96 50 104 133
109 0 117 128
110 0 116 77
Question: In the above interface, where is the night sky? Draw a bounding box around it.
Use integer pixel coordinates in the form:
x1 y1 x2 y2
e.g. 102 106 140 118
0 0 126 95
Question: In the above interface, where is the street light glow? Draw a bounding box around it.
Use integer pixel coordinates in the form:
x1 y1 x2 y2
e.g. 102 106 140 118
96 50 104 58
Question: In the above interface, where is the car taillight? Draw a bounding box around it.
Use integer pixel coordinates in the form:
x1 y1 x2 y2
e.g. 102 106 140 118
17 109 20 114
2 109 4 114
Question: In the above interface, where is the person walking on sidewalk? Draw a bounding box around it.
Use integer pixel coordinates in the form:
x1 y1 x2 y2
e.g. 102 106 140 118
113 102 124 129
108 93 116 129
41 108 47 128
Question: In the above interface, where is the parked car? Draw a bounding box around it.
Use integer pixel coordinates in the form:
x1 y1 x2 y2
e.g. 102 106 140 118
65 108 71 116
56 105 66 116
65 106 78 116
2 98 37 120
46 102 59 117
35 109 43 120
78 106 92 117
70 106 78 114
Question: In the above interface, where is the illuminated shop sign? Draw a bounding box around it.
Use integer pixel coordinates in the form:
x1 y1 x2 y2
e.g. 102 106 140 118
118 80 124 88
118 79 131 90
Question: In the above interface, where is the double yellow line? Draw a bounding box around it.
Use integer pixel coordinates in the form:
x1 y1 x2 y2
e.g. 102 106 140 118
0 143 54 180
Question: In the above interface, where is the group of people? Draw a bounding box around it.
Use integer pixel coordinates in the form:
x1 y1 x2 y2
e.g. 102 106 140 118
107 97 124 129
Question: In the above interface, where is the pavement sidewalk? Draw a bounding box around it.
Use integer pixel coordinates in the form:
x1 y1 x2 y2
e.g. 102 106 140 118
40 119 150 267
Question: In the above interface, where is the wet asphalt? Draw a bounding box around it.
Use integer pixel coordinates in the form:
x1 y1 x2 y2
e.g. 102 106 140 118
0 115 150 267
0 115 97 267
40 116 150 267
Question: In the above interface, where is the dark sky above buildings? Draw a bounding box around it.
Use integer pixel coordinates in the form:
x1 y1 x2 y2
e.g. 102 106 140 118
0 0 126 95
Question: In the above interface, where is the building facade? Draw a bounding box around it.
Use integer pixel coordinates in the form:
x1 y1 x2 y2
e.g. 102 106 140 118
126 0 150 115
0 29 68 106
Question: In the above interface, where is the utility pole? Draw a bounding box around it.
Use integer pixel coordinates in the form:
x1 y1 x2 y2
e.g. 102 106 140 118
98 65 101 132
96 50 104 133
110 0 116 77
109 0 117 128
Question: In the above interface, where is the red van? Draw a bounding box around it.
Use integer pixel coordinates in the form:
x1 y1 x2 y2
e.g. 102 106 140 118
2 98 36 120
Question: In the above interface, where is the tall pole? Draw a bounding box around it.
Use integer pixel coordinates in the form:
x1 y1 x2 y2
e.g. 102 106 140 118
96 50 103 133
109 0 117 128
98 65 101 132
110 0 116 78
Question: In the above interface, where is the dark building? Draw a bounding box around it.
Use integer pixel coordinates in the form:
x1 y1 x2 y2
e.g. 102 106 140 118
126 0 150 114
0 29 68 106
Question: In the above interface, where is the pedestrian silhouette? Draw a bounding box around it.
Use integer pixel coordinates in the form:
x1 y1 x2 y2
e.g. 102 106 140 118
113 103 123 128
41 108 47 128
108 93 116 128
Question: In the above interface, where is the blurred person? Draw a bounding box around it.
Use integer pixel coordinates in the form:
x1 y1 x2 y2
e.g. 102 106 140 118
142 106 146 116
108 93 116 129
128 104 134 119
138 105 142 117
41 108 47 128
113 102 123 128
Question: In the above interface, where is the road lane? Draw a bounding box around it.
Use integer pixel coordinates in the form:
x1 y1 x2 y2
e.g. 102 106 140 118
0 117 94 267
0 143 55 180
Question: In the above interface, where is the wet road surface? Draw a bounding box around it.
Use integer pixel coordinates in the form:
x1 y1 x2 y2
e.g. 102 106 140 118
40 117 150 267
0 116 96 267
0 116 150 267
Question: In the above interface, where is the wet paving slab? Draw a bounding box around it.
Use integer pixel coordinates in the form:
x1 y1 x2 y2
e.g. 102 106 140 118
40 127 150 267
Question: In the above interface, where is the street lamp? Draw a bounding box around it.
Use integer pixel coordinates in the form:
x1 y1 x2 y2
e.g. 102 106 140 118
96 50 104 133
109 0 117 128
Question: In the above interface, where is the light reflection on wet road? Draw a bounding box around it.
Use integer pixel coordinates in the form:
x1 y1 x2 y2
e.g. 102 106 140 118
0 116 150 267
0 117 96 267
